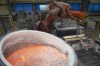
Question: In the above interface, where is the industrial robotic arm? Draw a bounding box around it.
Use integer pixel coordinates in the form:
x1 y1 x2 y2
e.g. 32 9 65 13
36 2 87 33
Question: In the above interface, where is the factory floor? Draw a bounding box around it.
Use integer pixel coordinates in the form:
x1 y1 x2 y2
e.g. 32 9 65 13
76 27 100 66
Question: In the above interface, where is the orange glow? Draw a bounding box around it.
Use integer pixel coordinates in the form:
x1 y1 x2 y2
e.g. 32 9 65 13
6 44 68 66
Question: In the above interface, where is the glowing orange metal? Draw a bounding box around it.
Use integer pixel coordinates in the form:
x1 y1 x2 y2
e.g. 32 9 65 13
6 44 68 66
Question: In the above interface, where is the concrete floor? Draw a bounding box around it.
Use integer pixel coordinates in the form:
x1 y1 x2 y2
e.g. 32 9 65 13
77 26 100 66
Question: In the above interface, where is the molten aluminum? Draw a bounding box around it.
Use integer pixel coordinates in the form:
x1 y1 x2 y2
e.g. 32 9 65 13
6 44 68 66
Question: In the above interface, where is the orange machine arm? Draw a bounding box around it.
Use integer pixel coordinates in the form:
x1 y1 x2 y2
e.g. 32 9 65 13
36 2 87 33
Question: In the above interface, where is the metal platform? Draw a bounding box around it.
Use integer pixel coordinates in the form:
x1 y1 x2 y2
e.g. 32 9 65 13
76 49 100 66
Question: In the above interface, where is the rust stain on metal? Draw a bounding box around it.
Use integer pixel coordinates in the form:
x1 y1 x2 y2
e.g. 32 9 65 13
6 44 68 66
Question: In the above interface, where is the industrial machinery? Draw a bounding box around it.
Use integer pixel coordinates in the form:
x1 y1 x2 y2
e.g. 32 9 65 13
36 2 100 66
13 11 35 30
54 19 84 37
36 2 87 33
36 2 87 50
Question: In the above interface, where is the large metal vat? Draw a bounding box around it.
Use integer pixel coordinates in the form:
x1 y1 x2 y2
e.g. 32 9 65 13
0 30 77 66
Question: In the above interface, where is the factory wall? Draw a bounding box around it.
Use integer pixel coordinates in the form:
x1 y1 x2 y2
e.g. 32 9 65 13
0 6 9 15
0 0 9 15
0 0 6 4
